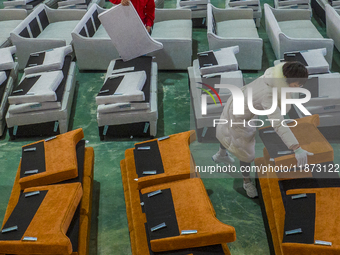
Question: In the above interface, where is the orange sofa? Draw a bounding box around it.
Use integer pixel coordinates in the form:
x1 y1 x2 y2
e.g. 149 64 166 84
0 128 94 255
256 115 339 255
121 130 235 255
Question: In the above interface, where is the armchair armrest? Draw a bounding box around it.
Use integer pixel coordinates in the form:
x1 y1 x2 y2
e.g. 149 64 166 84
279 33 334 66
10 32 67 68
154 8 191 22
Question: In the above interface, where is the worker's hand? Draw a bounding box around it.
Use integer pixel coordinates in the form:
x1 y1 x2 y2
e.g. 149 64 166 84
294 147 314 167
121 0 130 6
146 26 151 33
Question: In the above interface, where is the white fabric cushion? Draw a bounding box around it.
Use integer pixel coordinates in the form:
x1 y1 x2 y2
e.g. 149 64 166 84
0 71 7 86
8 71 64 105
24 45 73 75
96 71 147 105
98 4 163 61
0 20 23 47
217 19 259 38
37 21 79 44
198 46 239 75
278 20 323 39
0 46 16 71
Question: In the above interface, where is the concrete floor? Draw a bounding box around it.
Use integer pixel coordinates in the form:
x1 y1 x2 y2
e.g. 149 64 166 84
0 0 340 254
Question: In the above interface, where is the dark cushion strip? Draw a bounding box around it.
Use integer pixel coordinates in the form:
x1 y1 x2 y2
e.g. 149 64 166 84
143 189 180 240
10 75 41 97
86 19 95 37
133 140 164 178
0 190 48 241
93 10 101 30
259 127 294 159
19 27 30 38
38 9 49 30
283 52 308 66
29 18 40 38
96 76 124 97
25 52 45 68
113 56 152 103
20 141 46 178
79 27 87 37
144 223 226 255
282 193 315 244
198 52 218 68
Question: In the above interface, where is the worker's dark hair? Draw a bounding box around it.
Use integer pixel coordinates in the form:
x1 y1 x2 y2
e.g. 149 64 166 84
282 61 309 85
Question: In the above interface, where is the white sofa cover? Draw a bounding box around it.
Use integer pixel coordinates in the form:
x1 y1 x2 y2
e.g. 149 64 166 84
71 4 119 71
150 8 192 70
207 3 263 70
326 4 340 53
0 9 27 48
10 4 85 69
264 3 334 67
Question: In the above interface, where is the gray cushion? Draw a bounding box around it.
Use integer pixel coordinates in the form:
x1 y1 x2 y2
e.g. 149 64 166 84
278 20 323 39
92 25 110 39
37 21 79 44
216 19 259 38
0 20 23 46
151 20 192 40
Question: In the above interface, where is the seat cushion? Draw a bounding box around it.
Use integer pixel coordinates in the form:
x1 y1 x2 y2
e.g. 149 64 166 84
216 19 259 38
278 20 323 39
152 20 192 40
0 20 23 47
38 21 79 44
92 25 110 39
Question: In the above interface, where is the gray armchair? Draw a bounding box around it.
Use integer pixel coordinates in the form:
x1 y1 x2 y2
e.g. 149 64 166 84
207 3 263 70
264 3 334 66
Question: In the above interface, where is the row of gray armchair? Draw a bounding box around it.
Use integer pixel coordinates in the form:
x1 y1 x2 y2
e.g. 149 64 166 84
2 2 340 71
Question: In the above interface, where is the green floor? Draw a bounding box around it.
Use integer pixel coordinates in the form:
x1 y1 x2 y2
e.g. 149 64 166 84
1 0 340 254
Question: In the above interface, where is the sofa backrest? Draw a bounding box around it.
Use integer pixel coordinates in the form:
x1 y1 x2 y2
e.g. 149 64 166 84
207 3 253 36
11 5 48 39
72 4 105 38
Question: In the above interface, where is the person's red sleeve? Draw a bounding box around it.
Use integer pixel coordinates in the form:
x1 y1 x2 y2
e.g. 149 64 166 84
144 0 155 27
109 0 121 5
